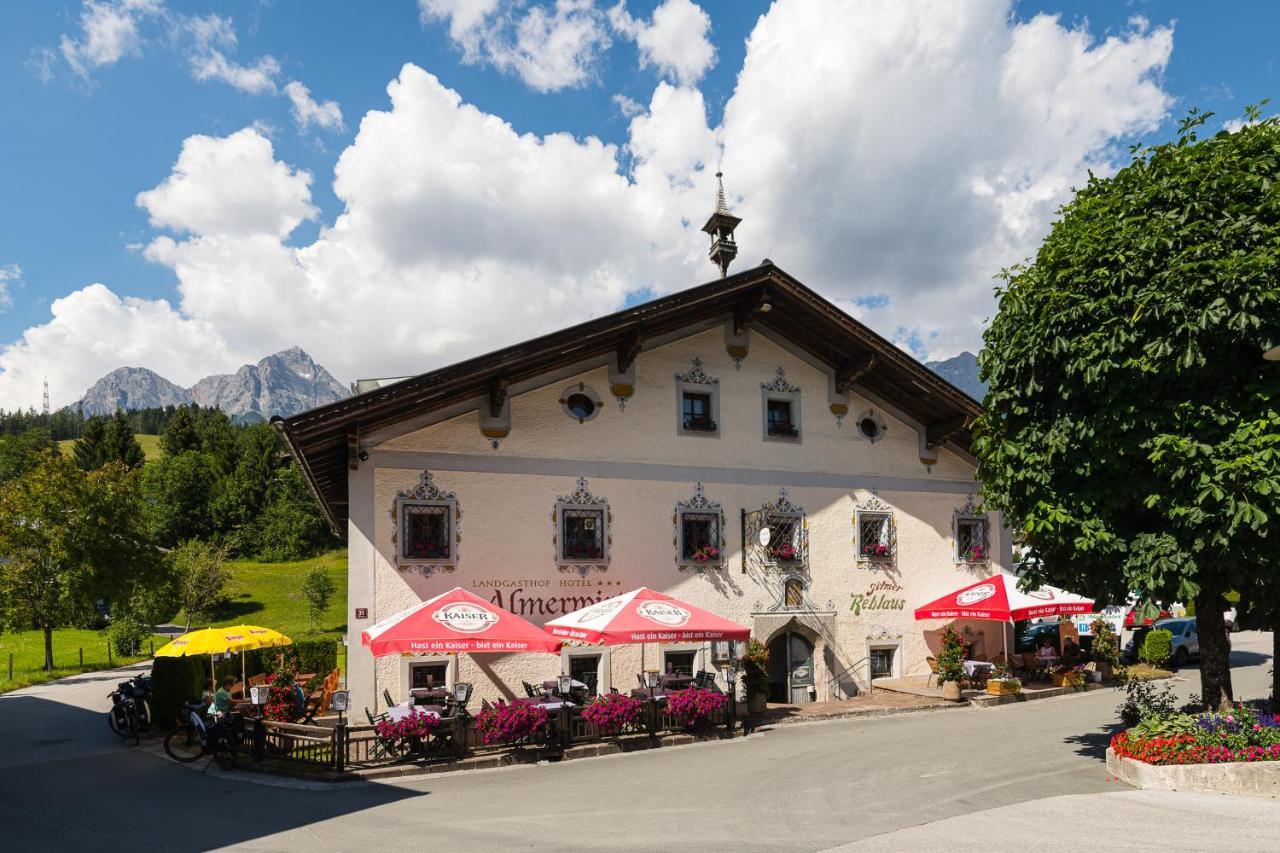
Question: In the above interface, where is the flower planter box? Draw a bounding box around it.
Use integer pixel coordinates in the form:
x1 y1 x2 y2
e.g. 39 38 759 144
1051 672 1085 688
986 680 1021 696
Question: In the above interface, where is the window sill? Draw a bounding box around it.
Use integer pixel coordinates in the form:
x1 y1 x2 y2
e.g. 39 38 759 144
955 559 991 568
857 554 895 564
678 561 725 573
766 427 800 439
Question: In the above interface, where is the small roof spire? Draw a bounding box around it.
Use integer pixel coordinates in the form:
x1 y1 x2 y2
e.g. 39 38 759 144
701 170 742 278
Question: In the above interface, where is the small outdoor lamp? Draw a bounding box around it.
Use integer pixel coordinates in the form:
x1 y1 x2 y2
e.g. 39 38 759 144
724 664 739 689
557 674 573 696
643 670 660 698
331 689 350 725
249 684 269 717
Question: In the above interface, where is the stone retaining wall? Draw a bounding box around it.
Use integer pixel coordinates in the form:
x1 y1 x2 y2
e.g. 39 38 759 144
1107 748 1280 798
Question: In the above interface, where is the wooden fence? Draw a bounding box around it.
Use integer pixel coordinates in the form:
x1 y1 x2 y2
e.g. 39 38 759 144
244 699 735 774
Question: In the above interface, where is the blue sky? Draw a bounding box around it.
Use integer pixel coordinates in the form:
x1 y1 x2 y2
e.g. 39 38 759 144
0 1 1274 409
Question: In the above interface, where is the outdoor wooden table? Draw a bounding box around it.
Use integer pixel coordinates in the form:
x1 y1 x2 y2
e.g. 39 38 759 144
386 703 443 722
961 660 994 677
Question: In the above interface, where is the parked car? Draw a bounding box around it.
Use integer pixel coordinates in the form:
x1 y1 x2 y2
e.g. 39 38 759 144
1122 618 1232 667
1124 605 1171 628
1015 621 1060 653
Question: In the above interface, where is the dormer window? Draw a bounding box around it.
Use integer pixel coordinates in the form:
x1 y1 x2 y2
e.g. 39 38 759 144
767 399 796 437
761 367 802 442
675 357 720 437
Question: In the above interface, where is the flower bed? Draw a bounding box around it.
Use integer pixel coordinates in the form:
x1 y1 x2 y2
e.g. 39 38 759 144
667 687 727 728
475 701 548 745
582 692 644 733
1111 704 1280 765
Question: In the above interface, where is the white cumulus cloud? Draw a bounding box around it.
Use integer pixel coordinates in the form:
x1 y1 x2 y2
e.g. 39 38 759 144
0 265 20 312
418 0 611 92
185 13 281 95
609 0 716 85
284 81 346 133
3 0 1176 409
59 0 165 79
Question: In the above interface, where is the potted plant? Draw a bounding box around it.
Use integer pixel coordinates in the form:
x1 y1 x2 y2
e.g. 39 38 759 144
1089 618 1120 681
740 638 769 714
937 625 965 701
667 687 728 730
985 661 1021 696
1051 663 1087 688
581 692 643 736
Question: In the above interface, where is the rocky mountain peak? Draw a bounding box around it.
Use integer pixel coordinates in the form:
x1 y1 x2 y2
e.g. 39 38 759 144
72 348 348 420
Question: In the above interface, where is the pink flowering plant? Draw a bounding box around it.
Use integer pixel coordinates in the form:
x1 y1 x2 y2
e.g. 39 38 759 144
475 701 548 745
582 692 644 733
771 542 798 561
861 542 891 558
666 687 728 729
964 545 986 562
691 545 721 564
375 710 442 748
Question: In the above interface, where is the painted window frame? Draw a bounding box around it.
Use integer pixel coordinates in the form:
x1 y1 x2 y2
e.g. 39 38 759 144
554 477 611 574
675 357 720 437
761 367 802 443
675 482 726 572
391 470 460 576
954 496 991 566
854 495 896 564
560 382 603 424
763 488 806 567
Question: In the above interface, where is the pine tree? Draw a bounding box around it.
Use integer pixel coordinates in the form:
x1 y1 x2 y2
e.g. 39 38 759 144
104 411 145 469
160 406 201 456
72 416 110 471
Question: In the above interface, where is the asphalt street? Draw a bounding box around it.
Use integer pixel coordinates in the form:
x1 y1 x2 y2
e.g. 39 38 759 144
0 633 1275 852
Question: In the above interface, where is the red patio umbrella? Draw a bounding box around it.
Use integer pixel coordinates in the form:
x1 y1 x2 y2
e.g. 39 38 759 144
361 587 563 657
914 571 1094 664
545 587 750 644
913 571 1094 623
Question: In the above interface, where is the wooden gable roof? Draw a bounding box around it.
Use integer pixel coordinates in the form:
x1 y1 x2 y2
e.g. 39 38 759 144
274 261 983 534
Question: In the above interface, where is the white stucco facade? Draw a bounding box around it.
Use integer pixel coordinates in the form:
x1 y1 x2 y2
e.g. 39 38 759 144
345 324 1010 711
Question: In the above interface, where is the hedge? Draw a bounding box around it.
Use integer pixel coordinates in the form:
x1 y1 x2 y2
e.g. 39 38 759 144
1140 629 1173 668
148 637 340 726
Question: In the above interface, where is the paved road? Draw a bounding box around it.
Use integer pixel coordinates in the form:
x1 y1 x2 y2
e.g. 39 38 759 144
0 633 1274 852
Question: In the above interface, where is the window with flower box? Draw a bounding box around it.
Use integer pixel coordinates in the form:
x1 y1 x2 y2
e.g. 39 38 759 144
392 471 460 575
763 488 805 566
761 367 802 442
675 483 725 571
854 495 896 564
675 357 720 437
954 497 990 565
555 478 610 573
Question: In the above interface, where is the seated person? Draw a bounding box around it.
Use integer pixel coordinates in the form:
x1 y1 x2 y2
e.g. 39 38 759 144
1035 635 1058 660
1061 636 1082 662
207 675 236 719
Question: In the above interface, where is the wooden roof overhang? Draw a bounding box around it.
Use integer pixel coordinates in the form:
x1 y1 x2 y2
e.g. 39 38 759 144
274 261 983 534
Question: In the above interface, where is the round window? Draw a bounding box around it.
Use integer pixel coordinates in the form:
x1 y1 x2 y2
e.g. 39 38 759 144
855 410 886 442
566 393 596 419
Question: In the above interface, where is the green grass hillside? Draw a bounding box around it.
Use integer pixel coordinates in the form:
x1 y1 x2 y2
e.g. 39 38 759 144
0 548 347 694
57 433 163 461
197 549 347 641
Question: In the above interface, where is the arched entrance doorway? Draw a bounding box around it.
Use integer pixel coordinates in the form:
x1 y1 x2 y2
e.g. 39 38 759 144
767 632 815 704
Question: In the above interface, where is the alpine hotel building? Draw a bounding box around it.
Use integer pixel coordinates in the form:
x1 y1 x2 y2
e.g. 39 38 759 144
277 184 1009 711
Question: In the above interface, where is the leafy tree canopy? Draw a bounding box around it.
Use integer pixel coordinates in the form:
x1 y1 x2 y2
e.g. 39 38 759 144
975 109 1280 708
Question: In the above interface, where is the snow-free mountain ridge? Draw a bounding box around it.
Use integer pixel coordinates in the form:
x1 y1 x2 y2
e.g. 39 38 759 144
72 347 348 420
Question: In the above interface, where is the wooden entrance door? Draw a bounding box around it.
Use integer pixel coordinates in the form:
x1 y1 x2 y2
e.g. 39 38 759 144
766 632 815 705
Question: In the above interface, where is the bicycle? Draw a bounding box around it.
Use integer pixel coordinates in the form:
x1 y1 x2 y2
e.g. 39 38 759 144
163 703 243 770
107 674 152 745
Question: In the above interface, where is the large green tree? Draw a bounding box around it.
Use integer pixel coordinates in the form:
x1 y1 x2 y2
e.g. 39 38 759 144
0 453 157 670
159 406 201 456
975 110 1280 710
140 451 219 546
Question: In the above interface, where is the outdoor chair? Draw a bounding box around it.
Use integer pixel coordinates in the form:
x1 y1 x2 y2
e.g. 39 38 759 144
522 681 541 698
383 688 398 709
925 656 941 687
365 707 388 726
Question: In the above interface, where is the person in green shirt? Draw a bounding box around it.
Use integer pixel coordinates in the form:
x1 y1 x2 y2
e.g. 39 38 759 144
208 675 236 718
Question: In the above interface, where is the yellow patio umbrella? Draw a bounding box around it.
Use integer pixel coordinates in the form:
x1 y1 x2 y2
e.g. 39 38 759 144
155 626 293 691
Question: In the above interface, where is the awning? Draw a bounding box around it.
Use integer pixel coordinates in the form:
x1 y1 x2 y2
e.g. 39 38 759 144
545 587 751 645
913 572 1094 623
361 587 563 657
